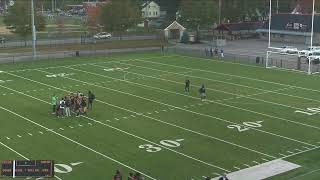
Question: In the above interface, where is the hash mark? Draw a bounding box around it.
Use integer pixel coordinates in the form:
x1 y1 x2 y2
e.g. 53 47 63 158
28 133 33 136
262 158 269 162
287 151 294 154
88 123 93 125
253 161 260 165
243 164 250 167
234 166 241 170
6 137 10 140
17 135 22 138
279 153 286 157
114 118 120 121
78 124 83 127
59 128 64 131
303 146 311 150
69 126 74 129
130 115 136 118
38 131 44 134
123 117 128 119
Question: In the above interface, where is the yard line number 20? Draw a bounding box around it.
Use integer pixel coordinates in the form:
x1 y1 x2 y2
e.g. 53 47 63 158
227 121 263 132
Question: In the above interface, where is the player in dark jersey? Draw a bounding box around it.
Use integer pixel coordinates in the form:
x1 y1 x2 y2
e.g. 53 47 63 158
185 79 190 93
113 170 122 180
199 84 206 101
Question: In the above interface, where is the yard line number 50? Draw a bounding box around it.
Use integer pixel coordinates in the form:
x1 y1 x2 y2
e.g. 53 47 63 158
227 121 263 132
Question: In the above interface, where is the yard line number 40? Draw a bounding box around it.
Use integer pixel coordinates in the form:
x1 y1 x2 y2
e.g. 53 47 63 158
227 121 263 132
295 107 320 116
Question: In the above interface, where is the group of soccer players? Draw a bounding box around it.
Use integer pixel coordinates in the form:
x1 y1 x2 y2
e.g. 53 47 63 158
185 79 206 101
51 91 95 118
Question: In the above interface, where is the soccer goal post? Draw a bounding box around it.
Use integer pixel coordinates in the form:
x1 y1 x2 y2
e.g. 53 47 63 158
266 51 320 74
266 0 317 75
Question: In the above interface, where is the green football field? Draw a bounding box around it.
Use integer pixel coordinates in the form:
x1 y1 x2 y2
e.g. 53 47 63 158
0 51 320 180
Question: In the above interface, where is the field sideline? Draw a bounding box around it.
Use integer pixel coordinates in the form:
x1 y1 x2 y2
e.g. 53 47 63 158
0 52 320 179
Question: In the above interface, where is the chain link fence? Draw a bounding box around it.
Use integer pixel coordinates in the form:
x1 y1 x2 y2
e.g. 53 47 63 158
0 47 160 64
166 46 266 66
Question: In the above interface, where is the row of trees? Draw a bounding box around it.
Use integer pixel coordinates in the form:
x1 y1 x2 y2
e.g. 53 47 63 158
3 0 317 44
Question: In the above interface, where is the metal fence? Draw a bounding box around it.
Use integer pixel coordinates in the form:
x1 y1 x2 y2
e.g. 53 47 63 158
167 46 266 66
166 46 320 74
0 34 159 48
0 47 160 64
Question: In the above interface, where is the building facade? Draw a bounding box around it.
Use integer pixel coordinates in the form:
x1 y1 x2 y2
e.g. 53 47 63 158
141 1 160 19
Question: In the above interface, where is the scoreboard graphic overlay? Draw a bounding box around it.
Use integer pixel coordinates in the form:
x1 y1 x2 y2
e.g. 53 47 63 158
1 160 54 178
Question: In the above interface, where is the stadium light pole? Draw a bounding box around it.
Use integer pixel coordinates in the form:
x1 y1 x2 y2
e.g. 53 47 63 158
31 0 37 60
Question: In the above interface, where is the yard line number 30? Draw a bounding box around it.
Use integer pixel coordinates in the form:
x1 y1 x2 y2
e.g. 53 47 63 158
139 139 184 153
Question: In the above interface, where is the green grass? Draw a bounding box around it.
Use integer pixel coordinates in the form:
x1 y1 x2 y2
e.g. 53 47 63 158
0 52 320 179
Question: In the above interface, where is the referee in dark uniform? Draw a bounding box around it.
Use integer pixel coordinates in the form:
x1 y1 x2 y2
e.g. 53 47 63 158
185 79 190 93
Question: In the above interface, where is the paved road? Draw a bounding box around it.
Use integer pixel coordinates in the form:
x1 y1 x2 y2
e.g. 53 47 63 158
0 35 157 48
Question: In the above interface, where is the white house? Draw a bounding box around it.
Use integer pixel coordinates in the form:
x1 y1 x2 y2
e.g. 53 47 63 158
141 1 160 18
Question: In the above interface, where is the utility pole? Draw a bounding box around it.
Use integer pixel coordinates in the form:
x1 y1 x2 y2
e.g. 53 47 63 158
31 0 37 60
218 0 221 24
51 0 54 12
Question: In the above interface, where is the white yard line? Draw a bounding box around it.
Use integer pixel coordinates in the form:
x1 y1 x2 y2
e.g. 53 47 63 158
134 59 320 104
0 141 63 180
116 61 308 110
0 74 277 160
57 67 317 147
4 55 176 73
168 54 320 94
288 168 320 180
0 105 157 180
110 62 320 131
0 85 231 172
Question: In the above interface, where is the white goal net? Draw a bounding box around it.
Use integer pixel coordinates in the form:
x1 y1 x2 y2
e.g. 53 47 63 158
266 50 320 74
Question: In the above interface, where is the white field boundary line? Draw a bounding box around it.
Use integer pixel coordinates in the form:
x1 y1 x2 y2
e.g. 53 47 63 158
109 62 320 131
112 63 320 129
0 105 157 180
0 85 230 173
0 141 63 180
109 62 307 111
173 53 316 77
4 55 176 73
2 72 278 160
138 56 320 94
37 68 316 148
288 168 320 180
134 59 320 104
114 62 300 107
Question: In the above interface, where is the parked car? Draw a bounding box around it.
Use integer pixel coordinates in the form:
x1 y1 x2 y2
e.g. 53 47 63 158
309 51 320 60
299 46 320 57
93 32 112 39
279 46 299 54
